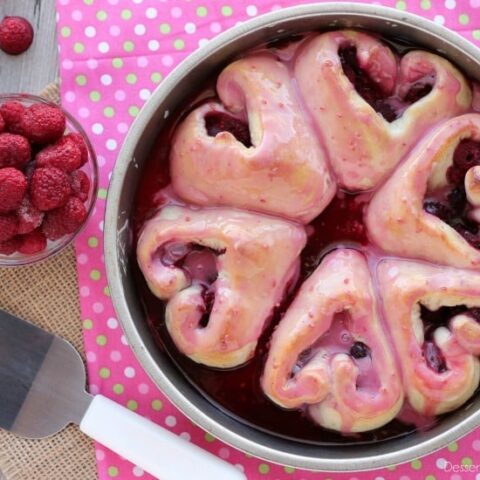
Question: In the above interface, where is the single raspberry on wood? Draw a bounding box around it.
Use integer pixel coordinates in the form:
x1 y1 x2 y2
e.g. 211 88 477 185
0 101 25 134
30 167 71 211
0 213 18 241
18 228 47 254
20 103 66 144
36 135 82 173
0 16 34 55
70 170 90 201
0 167 27 213
42 196 87 240
0 133 31 168
17 196 44 234
0 235 21 255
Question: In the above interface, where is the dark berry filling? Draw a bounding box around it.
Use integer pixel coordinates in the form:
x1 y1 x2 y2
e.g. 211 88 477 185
350 341 371 359
422 341 447 373
338 45 433 122
198 287 215 328
204 111 252 147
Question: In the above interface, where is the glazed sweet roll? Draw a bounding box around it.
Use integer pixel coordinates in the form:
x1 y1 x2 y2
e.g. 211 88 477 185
137 206 306 368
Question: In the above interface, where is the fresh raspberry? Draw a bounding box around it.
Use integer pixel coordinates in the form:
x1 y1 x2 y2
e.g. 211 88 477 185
0 133 31 168
20 103 66 144
66 132 88 166
0 113 5 133
42 197 87 240
18 228 46 254
17 196 44 234
36 135 82 173
70 170 90 201
30 167 71 211
0 213 18 241
0 167 27 213
0 235 21 255
0 101 25 134
0 16 34 55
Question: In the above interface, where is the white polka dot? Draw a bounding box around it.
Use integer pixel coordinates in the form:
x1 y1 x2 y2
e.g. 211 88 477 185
132 0 143 3
89 384 100 395
165 415 177 427
246 5 257 16
86 351 96 362
77 253 88 264
110 350 122 362
198 38 209 48
117 122 129 134
99 220 104 232
436 458 447 469
121 334 128 345
473 439 480 451
97 155 106 167
134 24 146 35
445 0 456 8
78 107 90 118
139 89 151 101
179 432 191 441
162 55 174 67
93 302 104 313
434 14 445 25
138 383 149 394
106 139 117 151
114 90 126 101
58 0 70 5
210 22 222 33
145 7 158 19
219 447 230 459
80 286 90 297
132 466 144 477
109 25 121 36
65 91 76 102
148 39 160 51
108 0 119 4
100 74 112 86
124 366 136 378
84 26 96 38
171 6 182 18
92 123 104 134
137 56 148 67
72 9 83 21
95 449 105 461
86 58 98 69
62 59 74 70
184 22 196 34
98 41 110 53
107 317 118 329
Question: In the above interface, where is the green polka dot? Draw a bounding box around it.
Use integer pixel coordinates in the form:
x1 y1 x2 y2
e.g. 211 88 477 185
113 383 124 394
89 90 101 102
459 14 469 25
420 0 431 9
462 457 473 466
88 236 99 247
121 9 132 20
126 73 137 85
204 432 215 442
98 188 108 199
61 26 71 38
90 269 101 281
473 30 480 40
112 58 123 69
160 23 171 34
127 400 138 411
75 75 87 86
83 0 94 4
123 41 135 52
83 319 93 330
151 399 163 411
396 0 406 10
96 335 107 346
258 464 270 475
151 72 163 84
99 367 111 379
103 106 115 118
411 459 422 470
128 105 140 117
96 10 107 21
447 441 458 452
196 6 208 17
221 5 233 16
107 466 118 477
425 475 436 480
283 466 295 474
174 39 185 50
103 286 110 297
73 42 85 54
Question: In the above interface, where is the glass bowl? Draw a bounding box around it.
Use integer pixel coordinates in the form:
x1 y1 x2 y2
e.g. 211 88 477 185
0 93 98 266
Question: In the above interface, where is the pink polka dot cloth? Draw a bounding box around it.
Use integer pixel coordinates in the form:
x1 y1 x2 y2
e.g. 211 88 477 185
56 0 480 479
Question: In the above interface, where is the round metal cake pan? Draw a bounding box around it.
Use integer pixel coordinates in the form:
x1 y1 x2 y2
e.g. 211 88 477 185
105 2 480 472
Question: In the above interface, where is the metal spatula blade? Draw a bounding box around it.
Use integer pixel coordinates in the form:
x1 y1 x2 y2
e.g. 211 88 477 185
0 309 245 480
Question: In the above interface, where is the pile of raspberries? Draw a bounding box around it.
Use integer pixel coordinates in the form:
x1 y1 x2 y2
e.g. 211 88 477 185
0 101 91 255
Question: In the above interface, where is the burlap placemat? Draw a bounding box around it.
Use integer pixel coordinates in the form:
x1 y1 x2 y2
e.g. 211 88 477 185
0 84 97 480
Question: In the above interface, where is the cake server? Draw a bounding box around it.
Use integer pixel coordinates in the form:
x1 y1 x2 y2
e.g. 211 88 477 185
0 309 245 480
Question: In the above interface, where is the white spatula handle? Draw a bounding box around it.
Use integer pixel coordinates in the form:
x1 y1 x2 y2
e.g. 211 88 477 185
80 395 246 480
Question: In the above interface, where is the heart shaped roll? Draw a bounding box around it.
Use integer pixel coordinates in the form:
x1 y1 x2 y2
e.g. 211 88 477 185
262 249 403 432
294 30 472 190
137 206 306 368
170 53 335 224
377 259 480 416
366 114 480 269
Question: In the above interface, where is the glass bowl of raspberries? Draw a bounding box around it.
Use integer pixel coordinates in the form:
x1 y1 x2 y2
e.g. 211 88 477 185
0 94 98 266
